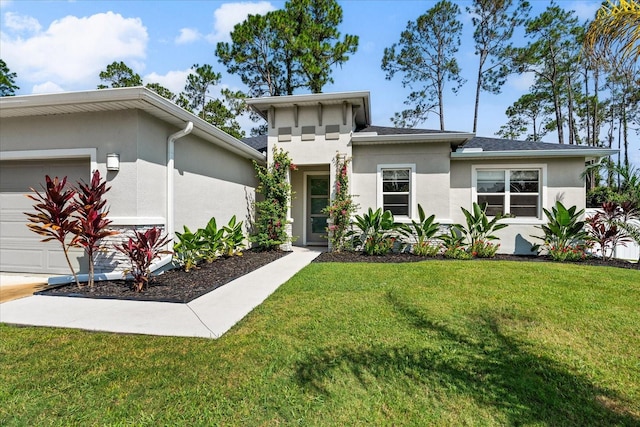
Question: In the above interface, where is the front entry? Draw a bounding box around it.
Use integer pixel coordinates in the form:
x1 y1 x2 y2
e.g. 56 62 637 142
306 174 330 245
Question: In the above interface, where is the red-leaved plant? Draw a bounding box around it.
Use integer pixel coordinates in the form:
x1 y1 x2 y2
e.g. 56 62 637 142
115 227 171 292
72 170 119 287
24 176 81 286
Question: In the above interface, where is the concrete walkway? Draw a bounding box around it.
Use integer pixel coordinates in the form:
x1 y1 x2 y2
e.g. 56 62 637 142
0 247 322 339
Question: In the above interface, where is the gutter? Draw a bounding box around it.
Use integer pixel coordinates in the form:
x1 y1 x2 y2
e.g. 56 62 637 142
352 132 475 145
451 148 619 159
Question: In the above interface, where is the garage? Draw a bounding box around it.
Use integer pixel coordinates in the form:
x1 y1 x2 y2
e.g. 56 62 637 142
0 158 90 274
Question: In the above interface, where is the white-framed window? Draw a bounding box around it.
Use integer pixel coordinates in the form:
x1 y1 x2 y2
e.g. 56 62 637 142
377 164 416 219
473 165 545 219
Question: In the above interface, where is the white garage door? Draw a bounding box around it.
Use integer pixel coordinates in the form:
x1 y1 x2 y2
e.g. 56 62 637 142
0 159 89 274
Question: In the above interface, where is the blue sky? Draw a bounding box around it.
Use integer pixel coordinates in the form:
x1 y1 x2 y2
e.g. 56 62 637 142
1 0 637 164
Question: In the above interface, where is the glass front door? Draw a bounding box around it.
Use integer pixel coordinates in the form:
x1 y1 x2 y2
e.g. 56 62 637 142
307 175 330 245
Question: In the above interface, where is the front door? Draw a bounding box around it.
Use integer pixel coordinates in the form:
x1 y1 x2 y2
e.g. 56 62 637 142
306 175 330 245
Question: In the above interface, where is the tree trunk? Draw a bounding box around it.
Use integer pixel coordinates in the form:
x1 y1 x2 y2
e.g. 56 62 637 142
473 51 487 133
566 75 576 145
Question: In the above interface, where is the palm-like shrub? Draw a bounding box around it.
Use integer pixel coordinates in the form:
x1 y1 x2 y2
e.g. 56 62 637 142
409 204 441 256
351 208 407 255
72 170 119 287
446 202 507 258
174 226 204 272
115 227 171 292
25 176 81 286
533 201 589 260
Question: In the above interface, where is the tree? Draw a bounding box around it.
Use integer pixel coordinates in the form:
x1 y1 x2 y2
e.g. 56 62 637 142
181 64 245 139
467 0 530 132
183 64 222 116
97 61 143 88
510 5 581 144
286 0 359 93
216 0 358 96
497 90 549 141
0 59 19 96
583 0 640 70
381 0 464 130
145 83 176 101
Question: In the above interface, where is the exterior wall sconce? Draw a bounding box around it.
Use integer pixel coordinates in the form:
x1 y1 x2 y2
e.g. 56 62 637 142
106 153 120 171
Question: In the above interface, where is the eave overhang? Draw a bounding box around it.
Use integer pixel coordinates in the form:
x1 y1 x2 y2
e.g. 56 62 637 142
245 91 371 128
451 148 619 161
0 87 266 164
351 132 475 147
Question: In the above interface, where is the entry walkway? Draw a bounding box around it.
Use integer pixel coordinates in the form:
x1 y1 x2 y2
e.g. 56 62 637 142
0 247 322 339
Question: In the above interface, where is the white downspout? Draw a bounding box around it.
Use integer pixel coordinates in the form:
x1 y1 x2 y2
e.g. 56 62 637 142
153 121 194 271
49 121 195 285
166 121 194 242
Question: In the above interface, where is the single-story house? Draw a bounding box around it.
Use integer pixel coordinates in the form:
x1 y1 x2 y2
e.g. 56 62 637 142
244 91 617 254
0 88 617 275
0 87 263 274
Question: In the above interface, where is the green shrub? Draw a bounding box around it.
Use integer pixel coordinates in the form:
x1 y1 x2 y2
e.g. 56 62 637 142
173 226 204 272
351 208 407 255
533 201 588 256
324 155 358 252
222 215 245 256
412 241 441 257
252 148 295 250
468 240 500 258
548 244 589 262
200 217 225 262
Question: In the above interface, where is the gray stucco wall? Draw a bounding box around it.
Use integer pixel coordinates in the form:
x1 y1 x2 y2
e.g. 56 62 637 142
1 109 259 273
351 142 452 221
172 127 258 233
450 157 587 254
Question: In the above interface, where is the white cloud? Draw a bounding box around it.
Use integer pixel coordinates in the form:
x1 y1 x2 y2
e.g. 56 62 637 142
175 27 201 44
32 81 64 94
1 11 148 92
569 1 600 22
206 1 276 43
507 71 536 91
4 11 42 33
144 68 192 95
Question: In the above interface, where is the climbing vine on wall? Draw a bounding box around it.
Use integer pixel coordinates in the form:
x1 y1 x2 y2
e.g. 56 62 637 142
251 147 296 250
324 154 358 252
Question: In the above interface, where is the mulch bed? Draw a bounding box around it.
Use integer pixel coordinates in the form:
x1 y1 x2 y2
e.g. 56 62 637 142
36 250 289 303
313 251 639 270
35 249 637 304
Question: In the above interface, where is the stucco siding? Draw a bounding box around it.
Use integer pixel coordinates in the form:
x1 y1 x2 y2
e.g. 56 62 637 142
173 132 258 234
0 110 143 220
450 157 587 254
351 143 452 220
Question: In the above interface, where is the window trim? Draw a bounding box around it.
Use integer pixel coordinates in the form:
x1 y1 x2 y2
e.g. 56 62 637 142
471 163 547 224
377 163 416 221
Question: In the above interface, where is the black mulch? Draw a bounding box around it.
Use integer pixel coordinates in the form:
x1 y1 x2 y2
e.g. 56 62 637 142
36 250 289 304
313 251 639 270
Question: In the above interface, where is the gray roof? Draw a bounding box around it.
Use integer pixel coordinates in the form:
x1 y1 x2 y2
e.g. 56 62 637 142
240 128 616 158
241 135 268 153
463 136 604 152
355 125 458 135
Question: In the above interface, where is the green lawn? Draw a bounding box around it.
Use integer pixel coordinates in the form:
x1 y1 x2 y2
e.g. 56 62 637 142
1 261 639 426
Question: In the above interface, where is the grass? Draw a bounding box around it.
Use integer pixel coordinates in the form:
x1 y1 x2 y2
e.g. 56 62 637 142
1 260 639 426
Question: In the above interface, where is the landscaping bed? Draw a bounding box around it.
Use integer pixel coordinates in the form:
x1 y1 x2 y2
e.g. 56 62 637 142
36 250 289 303
314 251 639 269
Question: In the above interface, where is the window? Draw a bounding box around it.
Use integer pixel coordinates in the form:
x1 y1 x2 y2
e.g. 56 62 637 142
378 164 415 218
476 168 541 218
